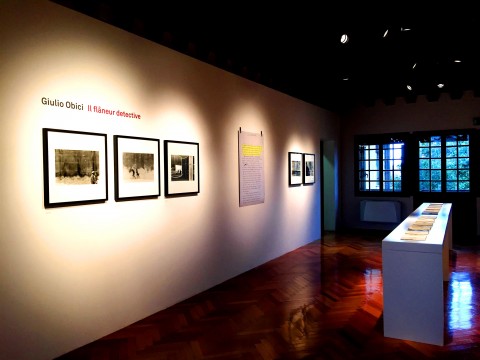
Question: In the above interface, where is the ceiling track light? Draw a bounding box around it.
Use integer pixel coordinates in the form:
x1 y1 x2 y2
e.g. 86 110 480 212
340 34 349 44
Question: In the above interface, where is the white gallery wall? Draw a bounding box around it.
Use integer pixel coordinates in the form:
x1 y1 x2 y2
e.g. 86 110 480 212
0 1 340 359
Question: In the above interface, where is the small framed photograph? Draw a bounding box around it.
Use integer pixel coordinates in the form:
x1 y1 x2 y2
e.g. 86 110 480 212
303 153 315 184
164 140 199 196
288 152 303 186
42 128 108 208
114 135 160 201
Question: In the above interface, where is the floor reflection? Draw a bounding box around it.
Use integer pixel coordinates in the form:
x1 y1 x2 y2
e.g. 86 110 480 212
364 268 382 300
448 271 473 331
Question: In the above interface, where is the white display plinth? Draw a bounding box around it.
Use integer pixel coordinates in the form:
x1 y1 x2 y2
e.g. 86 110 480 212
382 202 452 346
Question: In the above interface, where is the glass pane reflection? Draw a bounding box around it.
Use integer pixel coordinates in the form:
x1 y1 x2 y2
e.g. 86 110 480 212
448 272 473 330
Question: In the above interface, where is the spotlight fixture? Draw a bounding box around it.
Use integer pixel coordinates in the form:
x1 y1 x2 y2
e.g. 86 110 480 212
412 63 417 70
340 34 349 44
437 83 445 89
407 85 413 91
383 29 389 38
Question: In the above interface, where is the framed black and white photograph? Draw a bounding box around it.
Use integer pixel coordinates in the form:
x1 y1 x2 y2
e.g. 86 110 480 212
303 153 315 184
164 140 199 196
288 152 303 186
42 128 108 208
114 135 160 201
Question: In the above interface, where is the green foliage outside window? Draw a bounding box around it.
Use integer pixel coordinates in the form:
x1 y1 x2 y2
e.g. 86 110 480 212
418 134 470 193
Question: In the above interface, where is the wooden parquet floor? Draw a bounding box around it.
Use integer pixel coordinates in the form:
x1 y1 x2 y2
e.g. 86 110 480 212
56 231 480 359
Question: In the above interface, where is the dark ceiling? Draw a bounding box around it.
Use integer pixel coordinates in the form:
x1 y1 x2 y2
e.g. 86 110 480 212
52 1 480 112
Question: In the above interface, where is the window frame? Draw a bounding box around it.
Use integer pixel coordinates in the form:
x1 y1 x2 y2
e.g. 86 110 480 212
354 133 410 197
414 130 474 195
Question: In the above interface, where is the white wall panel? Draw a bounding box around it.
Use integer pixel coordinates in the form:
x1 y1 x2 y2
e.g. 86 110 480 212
0 1 339 359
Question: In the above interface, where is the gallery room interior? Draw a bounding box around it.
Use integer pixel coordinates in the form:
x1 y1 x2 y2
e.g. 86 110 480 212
2 1 480 359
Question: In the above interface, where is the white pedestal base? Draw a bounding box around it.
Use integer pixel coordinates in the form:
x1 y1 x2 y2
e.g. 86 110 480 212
382 202 452 346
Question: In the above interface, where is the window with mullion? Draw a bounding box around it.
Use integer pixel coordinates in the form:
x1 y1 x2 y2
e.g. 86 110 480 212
358 144 380 191
446 134 470 192
356 134 405 195
419 135 442 192
383 142 403 192
418 133 470 193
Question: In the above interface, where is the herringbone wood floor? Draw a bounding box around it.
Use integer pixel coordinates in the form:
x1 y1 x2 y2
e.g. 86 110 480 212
56 231 480 359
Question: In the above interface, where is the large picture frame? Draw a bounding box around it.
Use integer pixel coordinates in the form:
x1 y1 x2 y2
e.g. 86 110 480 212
164 140 199 196
42 128 108 208
303 153 315 185
114 135 160 201
288 152 303 186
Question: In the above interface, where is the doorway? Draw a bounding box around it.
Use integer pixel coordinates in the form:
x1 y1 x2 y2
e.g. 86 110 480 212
321 140 337 235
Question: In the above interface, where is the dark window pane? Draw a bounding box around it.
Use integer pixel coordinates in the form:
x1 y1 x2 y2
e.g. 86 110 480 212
458 134 469 144
358 152 366 161
446 135 457 146
419 170 430 180
458 146 469 157
446 147 457 158
383 143 404 159
369 160 379 170
446 170 457 180
431 159 441 169
446 182 457 192
431 136 442 146
459 170 469 180
419 159 430 169
431 147 441 158
382 147 391 159
383 182 393 191
446 158 457 169
419 148 430 158
458 158 469 169
383 159 394 170
394 146 404 158
419 181 430 191
431 170 441 180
